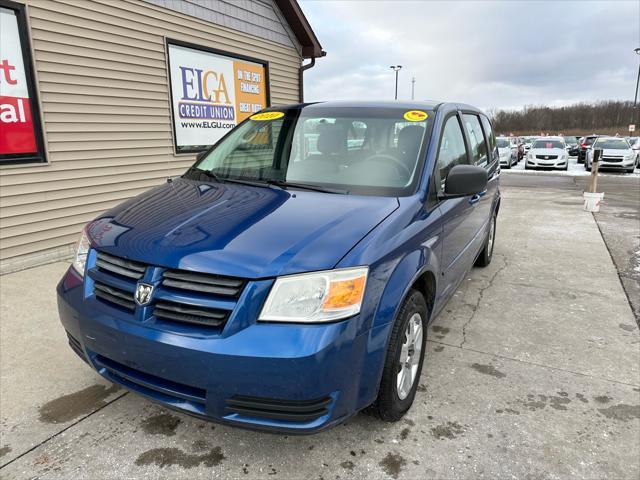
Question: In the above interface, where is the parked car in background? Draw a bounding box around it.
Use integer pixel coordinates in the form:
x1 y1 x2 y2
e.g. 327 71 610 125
525 137 568 170
56 101 501 433
563 136 579 156
586 137 636 173
510 136 524 160
497 136 517 168
630 138 640 168
578 135 599 163
522 137 535 153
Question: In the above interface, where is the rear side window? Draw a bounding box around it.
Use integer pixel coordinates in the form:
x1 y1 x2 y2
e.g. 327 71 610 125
462 114 488 167
435 116 468 190
480 115 498 165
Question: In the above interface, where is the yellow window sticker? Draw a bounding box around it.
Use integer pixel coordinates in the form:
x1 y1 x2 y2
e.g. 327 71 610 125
403 110 428 122
250 111 285 121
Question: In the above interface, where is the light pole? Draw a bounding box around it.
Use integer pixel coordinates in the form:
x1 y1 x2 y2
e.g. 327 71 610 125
633 48 640 134
390 65 402 100
411 77 416 100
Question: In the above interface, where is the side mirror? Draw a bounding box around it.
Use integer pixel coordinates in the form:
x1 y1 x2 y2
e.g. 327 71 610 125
441 164 488 198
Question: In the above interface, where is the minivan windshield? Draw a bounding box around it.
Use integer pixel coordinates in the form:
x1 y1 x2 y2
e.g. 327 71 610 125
496 138 510 148
187 107 434 196
563 136 578 145
532 139 564 149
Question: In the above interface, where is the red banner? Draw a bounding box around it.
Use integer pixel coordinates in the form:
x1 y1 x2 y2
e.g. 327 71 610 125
0 95 36 154
1 6 40 158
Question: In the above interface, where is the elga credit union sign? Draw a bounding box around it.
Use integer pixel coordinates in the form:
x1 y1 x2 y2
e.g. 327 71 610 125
167 41 269 153
0 4 45 163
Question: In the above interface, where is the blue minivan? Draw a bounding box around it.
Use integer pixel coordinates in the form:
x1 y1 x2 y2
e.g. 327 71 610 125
57 101 500 433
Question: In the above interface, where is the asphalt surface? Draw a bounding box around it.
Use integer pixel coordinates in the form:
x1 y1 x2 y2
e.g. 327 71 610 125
1 180 639 479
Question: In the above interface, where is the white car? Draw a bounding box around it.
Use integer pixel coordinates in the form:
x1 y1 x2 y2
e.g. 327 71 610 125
586 137 636 173
525 137 568 170
496 136 517 168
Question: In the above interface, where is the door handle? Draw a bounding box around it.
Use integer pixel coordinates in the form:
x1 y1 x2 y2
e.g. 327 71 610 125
468 190 487 205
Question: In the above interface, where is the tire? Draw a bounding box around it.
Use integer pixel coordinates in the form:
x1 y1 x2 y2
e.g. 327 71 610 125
564 163 569 171
369 289 428 422
524 163 530 170
627 168 635 174
503 162 511 169
475 212 496 267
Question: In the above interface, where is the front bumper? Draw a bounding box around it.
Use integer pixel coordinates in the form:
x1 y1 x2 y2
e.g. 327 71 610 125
526 158 568 169
596 160 635 170
57 266 381 434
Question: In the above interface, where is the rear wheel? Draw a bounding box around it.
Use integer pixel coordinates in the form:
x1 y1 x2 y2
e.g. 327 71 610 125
369 290 427 422
476 213 496 267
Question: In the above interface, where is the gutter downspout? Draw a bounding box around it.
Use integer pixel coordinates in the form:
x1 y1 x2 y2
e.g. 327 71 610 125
298 51 326 103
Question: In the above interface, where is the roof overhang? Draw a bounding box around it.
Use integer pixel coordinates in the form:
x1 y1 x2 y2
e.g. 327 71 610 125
274 0 325 59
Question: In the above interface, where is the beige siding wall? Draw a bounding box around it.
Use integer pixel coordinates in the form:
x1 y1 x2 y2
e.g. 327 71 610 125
0 0 302 272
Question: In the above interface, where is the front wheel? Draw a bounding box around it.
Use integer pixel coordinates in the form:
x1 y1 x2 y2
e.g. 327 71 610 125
476 213 496 267
369 290 427 422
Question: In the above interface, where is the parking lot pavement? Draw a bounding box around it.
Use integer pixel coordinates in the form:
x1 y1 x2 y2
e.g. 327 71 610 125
1 183 639 479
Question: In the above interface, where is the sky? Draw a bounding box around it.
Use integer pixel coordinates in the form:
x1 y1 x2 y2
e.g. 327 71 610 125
298 0 639 112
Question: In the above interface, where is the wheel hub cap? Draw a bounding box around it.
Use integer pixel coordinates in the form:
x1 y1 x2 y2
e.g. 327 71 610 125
397 313 423 400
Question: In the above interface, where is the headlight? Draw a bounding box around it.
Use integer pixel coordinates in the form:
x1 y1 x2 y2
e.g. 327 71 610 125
259 267 368 323
72 227 90 277
527 153 533 159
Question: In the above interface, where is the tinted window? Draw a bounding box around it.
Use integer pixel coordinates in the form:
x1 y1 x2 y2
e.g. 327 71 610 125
480 115 497 162
532 140 564 149
462 114 488 167
594 138 630 149
435 116 468 190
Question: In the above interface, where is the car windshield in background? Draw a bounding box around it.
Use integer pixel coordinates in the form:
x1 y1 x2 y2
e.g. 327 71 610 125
496 138 510 148
594 138 630 149
563 137 577 145
189 107 433 196
585 137 597 145
532 140 564 149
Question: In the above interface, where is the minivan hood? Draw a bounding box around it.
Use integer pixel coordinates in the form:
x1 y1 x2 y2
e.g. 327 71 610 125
88 178 399 279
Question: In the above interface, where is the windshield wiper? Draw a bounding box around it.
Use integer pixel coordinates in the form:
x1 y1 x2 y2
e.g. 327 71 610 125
266 180 349 194
185 166 224 183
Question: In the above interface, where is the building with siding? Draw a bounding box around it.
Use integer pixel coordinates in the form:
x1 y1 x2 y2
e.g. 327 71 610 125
0 0 323 274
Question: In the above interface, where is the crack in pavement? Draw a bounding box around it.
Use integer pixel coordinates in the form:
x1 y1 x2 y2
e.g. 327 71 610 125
428 338 640 388
0 391 128 471
460 254 509 349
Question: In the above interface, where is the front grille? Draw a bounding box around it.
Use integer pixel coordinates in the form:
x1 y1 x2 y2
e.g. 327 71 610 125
536 155 558 160
602 157 623 163
162 269 245 297
226 395 332 422
153 300 228 328
94 281 135 311
95 251 146 280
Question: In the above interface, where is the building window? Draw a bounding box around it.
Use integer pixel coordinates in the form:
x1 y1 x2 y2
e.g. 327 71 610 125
0 0 46 164
166 39 270 154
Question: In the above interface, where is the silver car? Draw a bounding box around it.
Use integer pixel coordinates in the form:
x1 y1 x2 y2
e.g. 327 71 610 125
496 136 517 168
586 137 636 173
525 137 568 170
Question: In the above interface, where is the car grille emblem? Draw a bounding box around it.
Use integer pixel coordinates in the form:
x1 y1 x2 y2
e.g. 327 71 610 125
135 283 154 306
544 156 549 159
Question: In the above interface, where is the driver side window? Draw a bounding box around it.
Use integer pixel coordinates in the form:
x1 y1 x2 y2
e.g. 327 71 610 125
435 116 468 191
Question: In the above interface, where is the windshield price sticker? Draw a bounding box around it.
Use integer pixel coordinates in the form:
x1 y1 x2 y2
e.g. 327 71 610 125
250 111 284 121
403 110 428 122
